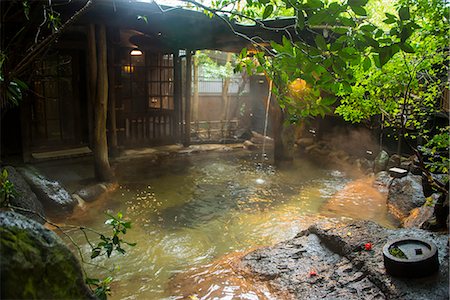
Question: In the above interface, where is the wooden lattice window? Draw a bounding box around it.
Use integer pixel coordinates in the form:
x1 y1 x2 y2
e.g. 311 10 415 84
121 52 174 112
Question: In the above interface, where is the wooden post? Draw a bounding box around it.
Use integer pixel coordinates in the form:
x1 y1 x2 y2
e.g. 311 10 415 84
184 50 192 146
87 24 97 148
90 24 114 182
107 28 118 157
192 52 199 121
173 51 181 141
220 52 232 121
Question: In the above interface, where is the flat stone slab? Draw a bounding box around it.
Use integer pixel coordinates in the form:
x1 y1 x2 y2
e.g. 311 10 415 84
241 219 448 300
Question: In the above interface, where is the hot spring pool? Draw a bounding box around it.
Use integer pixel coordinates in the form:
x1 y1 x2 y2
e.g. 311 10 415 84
59 151 396 299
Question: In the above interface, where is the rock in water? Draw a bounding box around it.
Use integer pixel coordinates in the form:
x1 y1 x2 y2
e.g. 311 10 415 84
18 166 77 215
387 173 425 220
74 183 113 202
374 150 389 173
241 219 448 300
0 211 96 299
3 166 46 224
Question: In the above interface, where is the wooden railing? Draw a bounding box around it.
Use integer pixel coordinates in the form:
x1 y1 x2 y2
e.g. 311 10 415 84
121 111 177 145
190 120 239 142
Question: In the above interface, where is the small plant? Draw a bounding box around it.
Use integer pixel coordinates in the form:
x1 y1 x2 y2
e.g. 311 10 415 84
79 212 136 299
85 276 112 300
389 246 407 259
89 212 136 259
0 168 17 206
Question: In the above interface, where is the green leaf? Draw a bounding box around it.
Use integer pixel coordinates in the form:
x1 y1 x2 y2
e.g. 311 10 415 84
383 18 396 24
297 11 305 30
308 11 328 25
373 54 381 68
262 4 274 19
314 35 327 50
359 24 376 32
399 42 415 53
91 249 101 259
340 17 356 27
362 56 371 71
350 5 367 16
306 0 323 9
239 48 247 58
85 277 100 285
321 97 337 105
331 27 348 34
378 46 393 66
400 26 414 42
348 0 368 6
385 13 396 19
123 221 132 229
398 6 410 21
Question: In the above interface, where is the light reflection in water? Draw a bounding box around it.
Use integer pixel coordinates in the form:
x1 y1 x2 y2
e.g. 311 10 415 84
60 151 396 300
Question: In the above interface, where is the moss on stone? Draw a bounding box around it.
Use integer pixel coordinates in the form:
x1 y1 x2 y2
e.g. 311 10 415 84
0 212 96 299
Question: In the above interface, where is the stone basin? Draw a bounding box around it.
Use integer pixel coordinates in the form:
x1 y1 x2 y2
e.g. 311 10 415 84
383 238 439 277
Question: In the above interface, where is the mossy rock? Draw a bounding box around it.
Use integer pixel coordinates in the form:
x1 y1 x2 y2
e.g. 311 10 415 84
0 211 96 299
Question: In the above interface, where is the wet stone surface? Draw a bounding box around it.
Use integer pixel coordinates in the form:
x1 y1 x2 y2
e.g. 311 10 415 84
387 173 425 220
18 166 77 215
4 166 46 224
240 219 449 300
0 211 95 300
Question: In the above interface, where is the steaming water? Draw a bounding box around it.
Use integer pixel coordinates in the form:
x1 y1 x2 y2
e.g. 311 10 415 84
60 151 396 299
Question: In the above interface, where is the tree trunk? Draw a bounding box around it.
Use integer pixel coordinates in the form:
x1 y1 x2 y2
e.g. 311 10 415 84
230 71 249 120
220 52 232 120
92 24 114 182
192 52 199 121
270 96 294 163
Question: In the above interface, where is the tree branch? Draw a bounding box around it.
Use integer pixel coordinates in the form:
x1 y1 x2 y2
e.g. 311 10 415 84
11 0 95 78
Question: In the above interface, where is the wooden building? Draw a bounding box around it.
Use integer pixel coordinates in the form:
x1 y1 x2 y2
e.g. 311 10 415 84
1 0 299 161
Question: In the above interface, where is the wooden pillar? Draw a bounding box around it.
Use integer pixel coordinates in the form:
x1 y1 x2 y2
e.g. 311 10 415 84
89 24 114 182
192 52 199 121
87 24 97 148
107 28 118 157
173 50 182 141
184 50 192 146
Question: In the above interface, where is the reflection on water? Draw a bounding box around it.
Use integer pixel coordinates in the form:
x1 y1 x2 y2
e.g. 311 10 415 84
60 151 395 299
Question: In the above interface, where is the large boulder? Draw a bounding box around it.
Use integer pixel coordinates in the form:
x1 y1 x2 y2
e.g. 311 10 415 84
0 211 96 299
374 150 389 173
18 166 77 215
241 219 448 300
373 171 392 194
402 202 435 229
3 166 45 224
387 173 425 220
